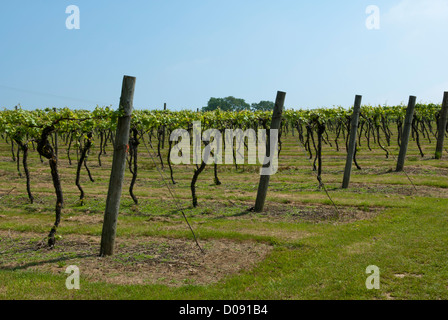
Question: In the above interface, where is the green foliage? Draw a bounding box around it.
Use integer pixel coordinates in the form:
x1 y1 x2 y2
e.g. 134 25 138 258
202 97 251 112
0 103 442 153
251 101 275 111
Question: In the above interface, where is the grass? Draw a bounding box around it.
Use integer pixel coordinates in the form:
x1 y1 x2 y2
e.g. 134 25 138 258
0 127 448 300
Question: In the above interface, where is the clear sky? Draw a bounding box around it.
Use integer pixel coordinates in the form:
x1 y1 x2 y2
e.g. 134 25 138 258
0 0 447 111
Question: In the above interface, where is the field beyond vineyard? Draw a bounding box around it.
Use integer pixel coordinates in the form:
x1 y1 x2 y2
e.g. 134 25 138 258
1 106 448 300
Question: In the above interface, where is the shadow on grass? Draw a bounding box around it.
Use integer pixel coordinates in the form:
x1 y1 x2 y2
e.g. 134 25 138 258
0 253 96 271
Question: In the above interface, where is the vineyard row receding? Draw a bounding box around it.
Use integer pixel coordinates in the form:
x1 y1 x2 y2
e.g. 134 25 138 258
1 99 448 248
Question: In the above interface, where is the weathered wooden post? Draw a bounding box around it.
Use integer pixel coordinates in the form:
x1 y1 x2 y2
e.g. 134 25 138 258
254 91 286 212
435 92 448 159
342 95 362 189
162 103 167 149
396 96 416 172
100 75 136 256
53 108 58 158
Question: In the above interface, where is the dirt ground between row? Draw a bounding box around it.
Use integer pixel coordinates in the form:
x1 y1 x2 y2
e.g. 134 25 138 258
0 230 272 286
0 202 382 287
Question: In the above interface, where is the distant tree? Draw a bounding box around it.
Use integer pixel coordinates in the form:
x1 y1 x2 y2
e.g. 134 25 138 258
202 98 230 111
202 96 251 112
251 100 275 111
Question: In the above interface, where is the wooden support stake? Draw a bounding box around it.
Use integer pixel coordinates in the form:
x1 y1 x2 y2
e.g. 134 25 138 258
435 92 448 159
254 91 286 212
342 95 362 189
100 75 136 256
162 103 166 149
396 96 416 172
53 108 58 158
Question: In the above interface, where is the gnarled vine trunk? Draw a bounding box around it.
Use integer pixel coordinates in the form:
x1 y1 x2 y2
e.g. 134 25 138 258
14 138 33 204
128 128 140 205
37 126 63 248
191 141 209 207
76 132 93 203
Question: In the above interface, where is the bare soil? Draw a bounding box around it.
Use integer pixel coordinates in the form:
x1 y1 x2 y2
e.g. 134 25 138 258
348 182 448 198
191 200 383 224
0 230 272 287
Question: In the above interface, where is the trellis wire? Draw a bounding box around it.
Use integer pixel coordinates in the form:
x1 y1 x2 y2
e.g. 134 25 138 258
140 132 205 255
295 131 342 218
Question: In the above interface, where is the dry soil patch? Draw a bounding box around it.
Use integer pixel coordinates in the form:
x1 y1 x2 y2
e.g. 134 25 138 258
0 230 272 286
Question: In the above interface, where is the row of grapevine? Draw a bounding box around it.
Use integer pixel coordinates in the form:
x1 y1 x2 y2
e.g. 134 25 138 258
0 101 447 247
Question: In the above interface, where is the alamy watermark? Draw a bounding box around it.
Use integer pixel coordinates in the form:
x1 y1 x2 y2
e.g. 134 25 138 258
66 5 80 30
366 265 380 289
170 121 279 176
65 265 80 290
366 5 380 30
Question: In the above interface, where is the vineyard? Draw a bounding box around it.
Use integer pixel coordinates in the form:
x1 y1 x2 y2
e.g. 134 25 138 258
1 93 448 299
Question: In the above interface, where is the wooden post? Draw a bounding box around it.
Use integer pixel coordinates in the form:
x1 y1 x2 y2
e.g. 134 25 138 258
435 92 448 159
342 95 362 189
254 91 286 212
162 103 166 149
53 108 58 158
100 75 136 256
396 96 417 172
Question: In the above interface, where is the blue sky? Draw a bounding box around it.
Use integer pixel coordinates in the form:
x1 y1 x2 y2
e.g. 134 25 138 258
0 0 447 110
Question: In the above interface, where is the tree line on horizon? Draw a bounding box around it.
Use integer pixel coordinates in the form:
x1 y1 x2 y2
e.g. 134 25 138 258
201 96 275 112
